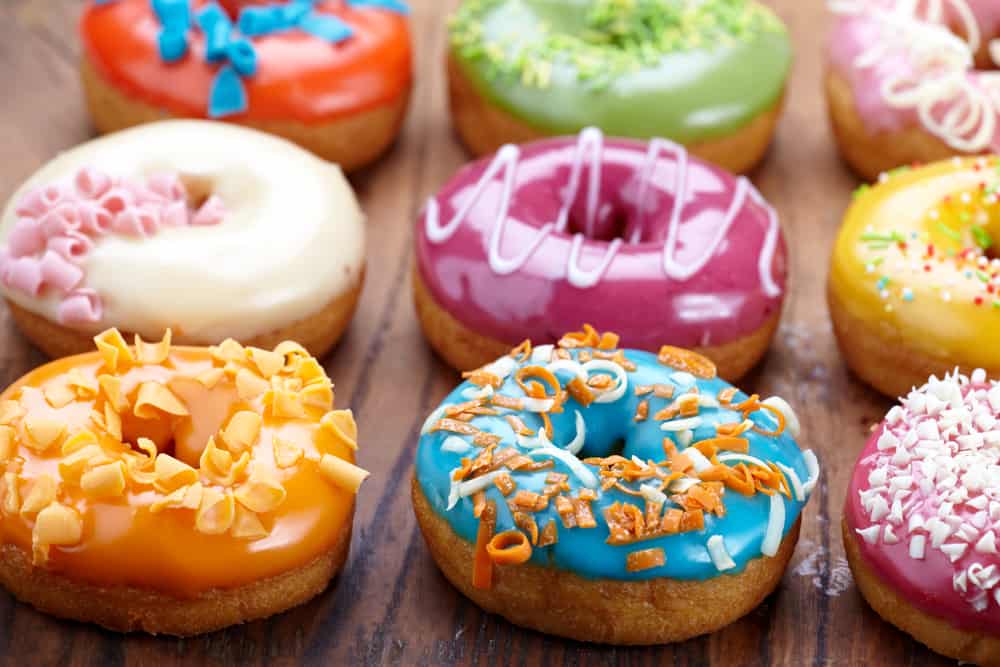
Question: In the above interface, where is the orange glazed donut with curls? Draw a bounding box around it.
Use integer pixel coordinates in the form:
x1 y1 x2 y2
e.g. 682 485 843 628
80 0 413 171
0 328 367 635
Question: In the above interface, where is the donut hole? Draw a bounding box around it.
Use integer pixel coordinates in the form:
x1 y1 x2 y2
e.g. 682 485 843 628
929 10 1000 70
564 190 648 243
120 377 241 469
565 207 630 242
607 437 626 458
179 174 215 210
983 205 1000 260
120 412 184 463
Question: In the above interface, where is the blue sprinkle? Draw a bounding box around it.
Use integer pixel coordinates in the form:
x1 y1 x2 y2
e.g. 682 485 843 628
195 2 227 31
902 287 914 302
226 38 258 76
298 13 353 42
208 65 248 118
152 0 191 30
281 1 314 24
203 18 233 63
158 27 188 61
348 0 410 14
238 6 283 36
876 276 889 290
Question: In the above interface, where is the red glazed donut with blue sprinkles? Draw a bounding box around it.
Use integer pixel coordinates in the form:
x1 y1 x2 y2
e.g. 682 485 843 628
80 0 412 170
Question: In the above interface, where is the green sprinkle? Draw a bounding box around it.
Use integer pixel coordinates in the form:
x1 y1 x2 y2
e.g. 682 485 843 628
861 231 902 242
853 184 870 199
977 270 991 283
937 223 962 242
994 299 1000 309
972 225 994 250
448 0 784 90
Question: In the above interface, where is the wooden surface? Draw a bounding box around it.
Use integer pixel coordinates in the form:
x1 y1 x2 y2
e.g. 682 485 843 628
0 1 958 665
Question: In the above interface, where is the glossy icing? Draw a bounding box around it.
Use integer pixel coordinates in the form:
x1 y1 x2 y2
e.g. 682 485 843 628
0 120 365 343
415 128 787 351
828 0 1000 151
80 0 412 122
828 157 1000 370
414 333 818 582
449 0 791 143
0 330 364 595
846 369 1000 634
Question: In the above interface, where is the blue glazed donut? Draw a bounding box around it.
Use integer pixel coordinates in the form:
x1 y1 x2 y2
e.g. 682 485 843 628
412 328 819 643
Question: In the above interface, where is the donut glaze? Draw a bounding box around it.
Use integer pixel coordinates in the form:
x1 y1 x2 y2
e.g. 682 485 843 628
828 0 1000 152
0 330 364 596
415 129 787 352
415 333 818 582
80 0 412 122
845 370 1000 634
828 157 1000 373
449 0 790 143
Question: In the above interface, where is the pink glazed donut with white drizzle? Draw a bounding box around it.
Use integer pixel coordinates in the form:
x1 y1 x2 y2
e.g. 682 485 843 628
844 368 1000 665
827 0 1000 179
413 128 787 380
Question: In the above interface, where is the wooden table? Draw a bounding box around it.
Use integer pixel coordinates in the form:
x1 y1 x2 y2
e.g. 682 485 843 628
0 1 960 664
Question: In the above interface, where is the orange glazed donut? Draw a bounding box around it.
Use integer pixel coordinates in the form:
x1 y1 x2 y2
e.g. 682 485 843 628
0 328 367 635
80 0 413 171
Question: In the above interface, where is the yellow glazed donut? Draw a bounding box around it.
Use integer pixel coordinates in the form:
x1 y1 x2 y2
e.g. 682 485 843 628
0 120 365 359
829 157 1000 397
0 329 366 635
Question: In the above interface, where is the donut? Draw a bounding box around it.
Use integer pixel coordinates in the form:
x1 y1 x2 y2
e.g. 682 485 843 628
414 128 787 381
0 120 365 360
827 0 1000 180
828 156 1000 398
80 0 412 171
412 328 819 644
844 369 1000 665
0 328 367 635
446 0 791 173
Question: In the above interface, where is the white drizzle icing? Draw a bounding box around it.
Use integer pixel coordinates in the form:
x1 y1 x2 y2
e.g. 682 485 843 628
830 0 1000 151
424 127 782 295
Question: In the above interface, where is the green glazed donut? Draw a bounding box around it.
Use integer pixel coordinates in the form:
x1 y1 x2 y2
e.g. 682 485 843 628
447 0 791 171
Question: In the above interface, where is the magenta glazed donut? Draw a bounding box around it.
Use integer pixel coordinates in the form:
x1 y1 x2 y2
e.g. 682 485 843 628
413 128 787 380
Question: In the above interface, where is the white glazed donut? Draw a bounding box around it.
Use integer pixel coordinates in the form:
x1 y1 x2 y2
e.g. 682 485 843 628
0 120 365 358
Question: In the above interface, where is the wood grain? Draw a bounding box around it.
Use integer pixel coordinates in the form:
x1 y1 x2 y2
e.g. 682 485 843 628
0 1 958 665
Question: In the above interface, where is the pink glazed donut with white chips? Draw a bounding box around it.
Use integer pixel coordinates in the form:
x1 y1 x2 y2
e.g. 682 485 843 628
413 127 787 381
845 369 1000 665
827 0 1000 179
